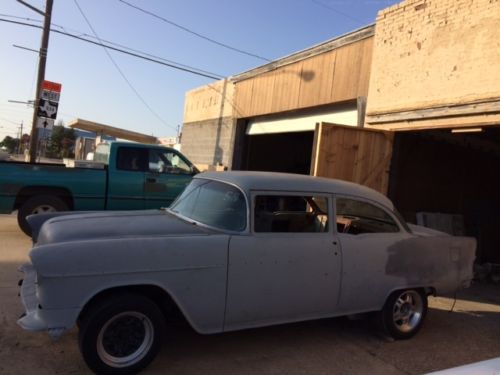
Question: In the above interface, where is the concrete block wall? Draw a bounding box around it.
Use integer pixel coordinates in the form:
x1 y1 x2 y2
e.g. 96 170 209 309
180 116 236 168
366 0 500 116
182 78 238 168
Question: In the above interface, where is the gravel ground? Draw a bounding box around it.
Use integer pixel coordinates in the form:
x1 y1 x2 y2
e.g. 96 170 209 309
0 213 499 375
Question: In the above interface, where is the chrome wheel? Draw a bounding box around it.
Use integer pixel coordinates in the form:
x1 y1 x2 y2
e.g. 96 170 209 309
392 290 424 333
97 311 154 368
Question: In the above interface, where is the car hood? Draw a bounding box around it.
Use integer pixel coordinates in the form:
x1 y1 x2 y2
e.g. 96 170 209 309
34 210 211 246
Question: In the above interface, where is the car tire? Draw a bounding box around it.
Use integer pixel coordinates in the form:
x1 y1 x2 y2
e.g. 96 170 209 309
78 293 166 375
17 195 69 236
377 289 427 340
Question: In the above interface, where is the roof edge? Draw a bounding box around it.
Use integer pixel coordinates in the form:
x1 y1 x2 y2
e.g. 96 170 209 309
230 24 375 83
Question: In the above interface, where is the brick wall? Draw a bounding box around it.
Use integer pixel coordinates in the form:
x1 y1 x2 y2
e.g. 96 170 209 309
366 0 500 119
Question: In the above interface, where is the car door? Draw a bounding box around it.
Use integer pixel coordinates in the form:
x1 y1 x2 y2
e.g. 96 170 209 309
334 196 413 313
107 146 148 210
224 192 341 331
144 148 194 209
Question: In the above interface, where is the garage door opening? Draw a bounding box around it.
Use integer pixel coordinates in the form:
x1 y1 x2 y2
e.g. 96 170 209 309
242 131 314 174
389 126 500 264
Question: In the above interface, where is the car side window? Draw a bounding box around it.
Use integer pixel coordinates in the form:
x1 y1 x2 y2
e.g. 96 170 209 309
335 198 399 235
148 149 192 174
116 147 147 171
254 195 329 233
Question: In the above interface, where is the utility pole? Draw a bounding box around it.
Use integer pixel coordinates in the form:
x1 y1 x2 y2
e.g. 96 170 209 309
17 121 23 155
17 0 54 163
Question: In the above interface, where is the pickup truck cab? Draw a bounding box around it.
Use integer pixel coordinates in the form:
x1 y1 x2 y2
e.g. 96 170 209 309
0 141 198 235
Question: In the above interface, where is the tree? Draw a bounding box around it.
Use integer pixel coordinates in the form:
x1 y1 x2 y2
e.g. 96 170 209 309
0 136 19 153
46 124 76 159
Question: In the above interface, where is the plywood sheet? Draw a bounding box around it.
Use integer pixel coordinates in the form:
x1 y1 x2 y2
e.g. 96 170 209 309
234 37 373 118
311 123 394 194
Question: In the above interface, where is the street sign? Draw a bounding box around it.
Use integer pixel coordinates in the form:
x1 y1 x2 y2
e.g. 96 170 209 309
41 90 60 102
38 80 62 121
36 117 54 130
41 80 62 93
37 98 59 119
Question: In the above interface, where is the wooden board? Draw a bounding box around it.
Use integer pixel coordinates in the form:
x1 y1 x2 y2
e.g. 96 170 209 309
234 38 373 119
310 123 394 194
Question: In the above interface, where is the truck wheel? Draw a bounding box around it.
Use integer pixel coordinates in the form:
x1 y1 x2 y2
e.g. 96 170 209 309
78 293 166 375
377 289 427 340
17 195 69 236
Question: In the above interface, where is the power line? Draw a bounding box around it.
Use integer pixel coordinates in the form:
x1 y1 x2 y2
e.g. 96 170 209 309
0 17 224 80
310 0 364 24
73 0 176 131
0 13 224 79
56 27 223 79
0 117 22 127
117 0 271 62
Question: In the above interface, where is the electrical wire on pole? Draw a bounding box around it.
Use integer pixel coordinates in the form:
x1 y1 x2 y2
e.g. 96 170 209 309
0 17 225 80
117 0 271 62
1 13 225 78
15 0 53 163
73 0 176 131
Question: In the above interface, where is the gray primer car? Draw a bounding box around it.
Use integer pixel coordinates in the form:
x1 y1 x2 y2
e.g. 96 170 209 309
18 171 476 374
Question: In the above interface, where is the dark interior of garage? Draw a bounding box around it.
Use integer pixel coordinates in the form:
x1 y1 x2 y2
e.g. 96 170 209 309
241 131 314 175
389 127 500 264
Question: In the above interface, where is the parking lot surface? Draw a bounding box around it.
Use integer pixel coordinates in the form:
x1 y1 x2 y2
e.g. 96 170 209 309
0 213 499 374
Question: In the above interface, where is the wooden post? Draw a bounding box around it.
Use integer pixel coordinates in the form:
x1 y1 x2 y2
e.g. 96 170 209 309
28 0 54 163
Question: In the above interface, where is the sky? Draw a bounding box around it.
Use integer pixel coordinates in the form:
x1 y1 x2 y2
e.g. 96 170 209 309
0 0 400 140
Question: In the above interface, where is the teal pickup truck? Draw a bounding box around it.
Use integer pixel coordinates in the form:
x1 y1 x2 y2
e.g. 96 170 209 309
0 142 198 235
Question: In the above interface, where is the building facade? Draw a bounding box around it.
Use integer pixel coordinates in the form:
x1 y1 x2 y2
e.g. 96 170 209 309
181 0 500 263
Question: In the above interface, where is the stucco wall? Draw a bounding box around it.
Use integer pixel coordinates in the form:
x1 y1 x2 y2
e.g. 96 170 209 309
183 79 235 124
366 0 500 124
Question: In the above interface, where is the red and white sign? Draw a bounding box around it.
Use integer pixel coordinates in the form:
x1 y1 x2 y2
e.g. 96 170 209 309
41 80 62 93
38 80 62 120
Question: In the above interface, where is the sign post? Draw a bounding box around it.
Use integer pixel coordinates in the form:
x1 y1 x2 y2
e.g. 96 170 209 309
27 0 54 163
33 80 61 161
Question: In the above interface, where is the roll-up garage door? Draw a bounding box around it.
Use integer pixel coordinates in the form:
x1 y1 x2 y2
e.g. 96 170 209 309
246 106 357 135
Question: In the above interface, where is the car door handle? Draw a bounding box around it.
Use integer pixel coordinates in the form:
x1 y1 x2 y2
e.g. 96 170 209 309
146 177 156 183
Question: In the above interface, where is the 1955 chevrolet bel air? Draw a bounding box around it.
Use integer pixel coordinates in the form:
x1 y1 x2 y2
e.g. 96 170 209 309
18 171 476 374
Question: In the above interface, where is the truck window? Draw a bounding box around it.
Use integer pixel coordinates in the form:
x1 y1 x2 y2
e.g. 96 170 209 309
94 144 110 164
116 147 148 171
148 149 193 174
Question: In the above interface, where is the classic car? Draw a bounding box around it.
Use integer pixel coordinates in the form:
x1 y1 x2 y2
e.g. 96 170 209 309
18 171 476 374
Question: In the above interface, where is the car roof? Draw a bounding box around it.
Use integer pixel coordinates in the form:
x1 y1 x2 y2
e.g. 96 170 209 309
196 171 394 210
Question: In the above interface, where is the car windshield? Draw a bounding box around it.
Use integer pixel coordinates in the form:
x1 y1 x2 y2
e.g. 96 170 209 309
169 179 247 232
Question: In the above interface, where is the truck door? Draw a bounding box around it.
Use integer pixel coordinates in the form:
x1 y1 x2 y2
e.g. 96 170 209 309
144 148 194 209
107 146 148 210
